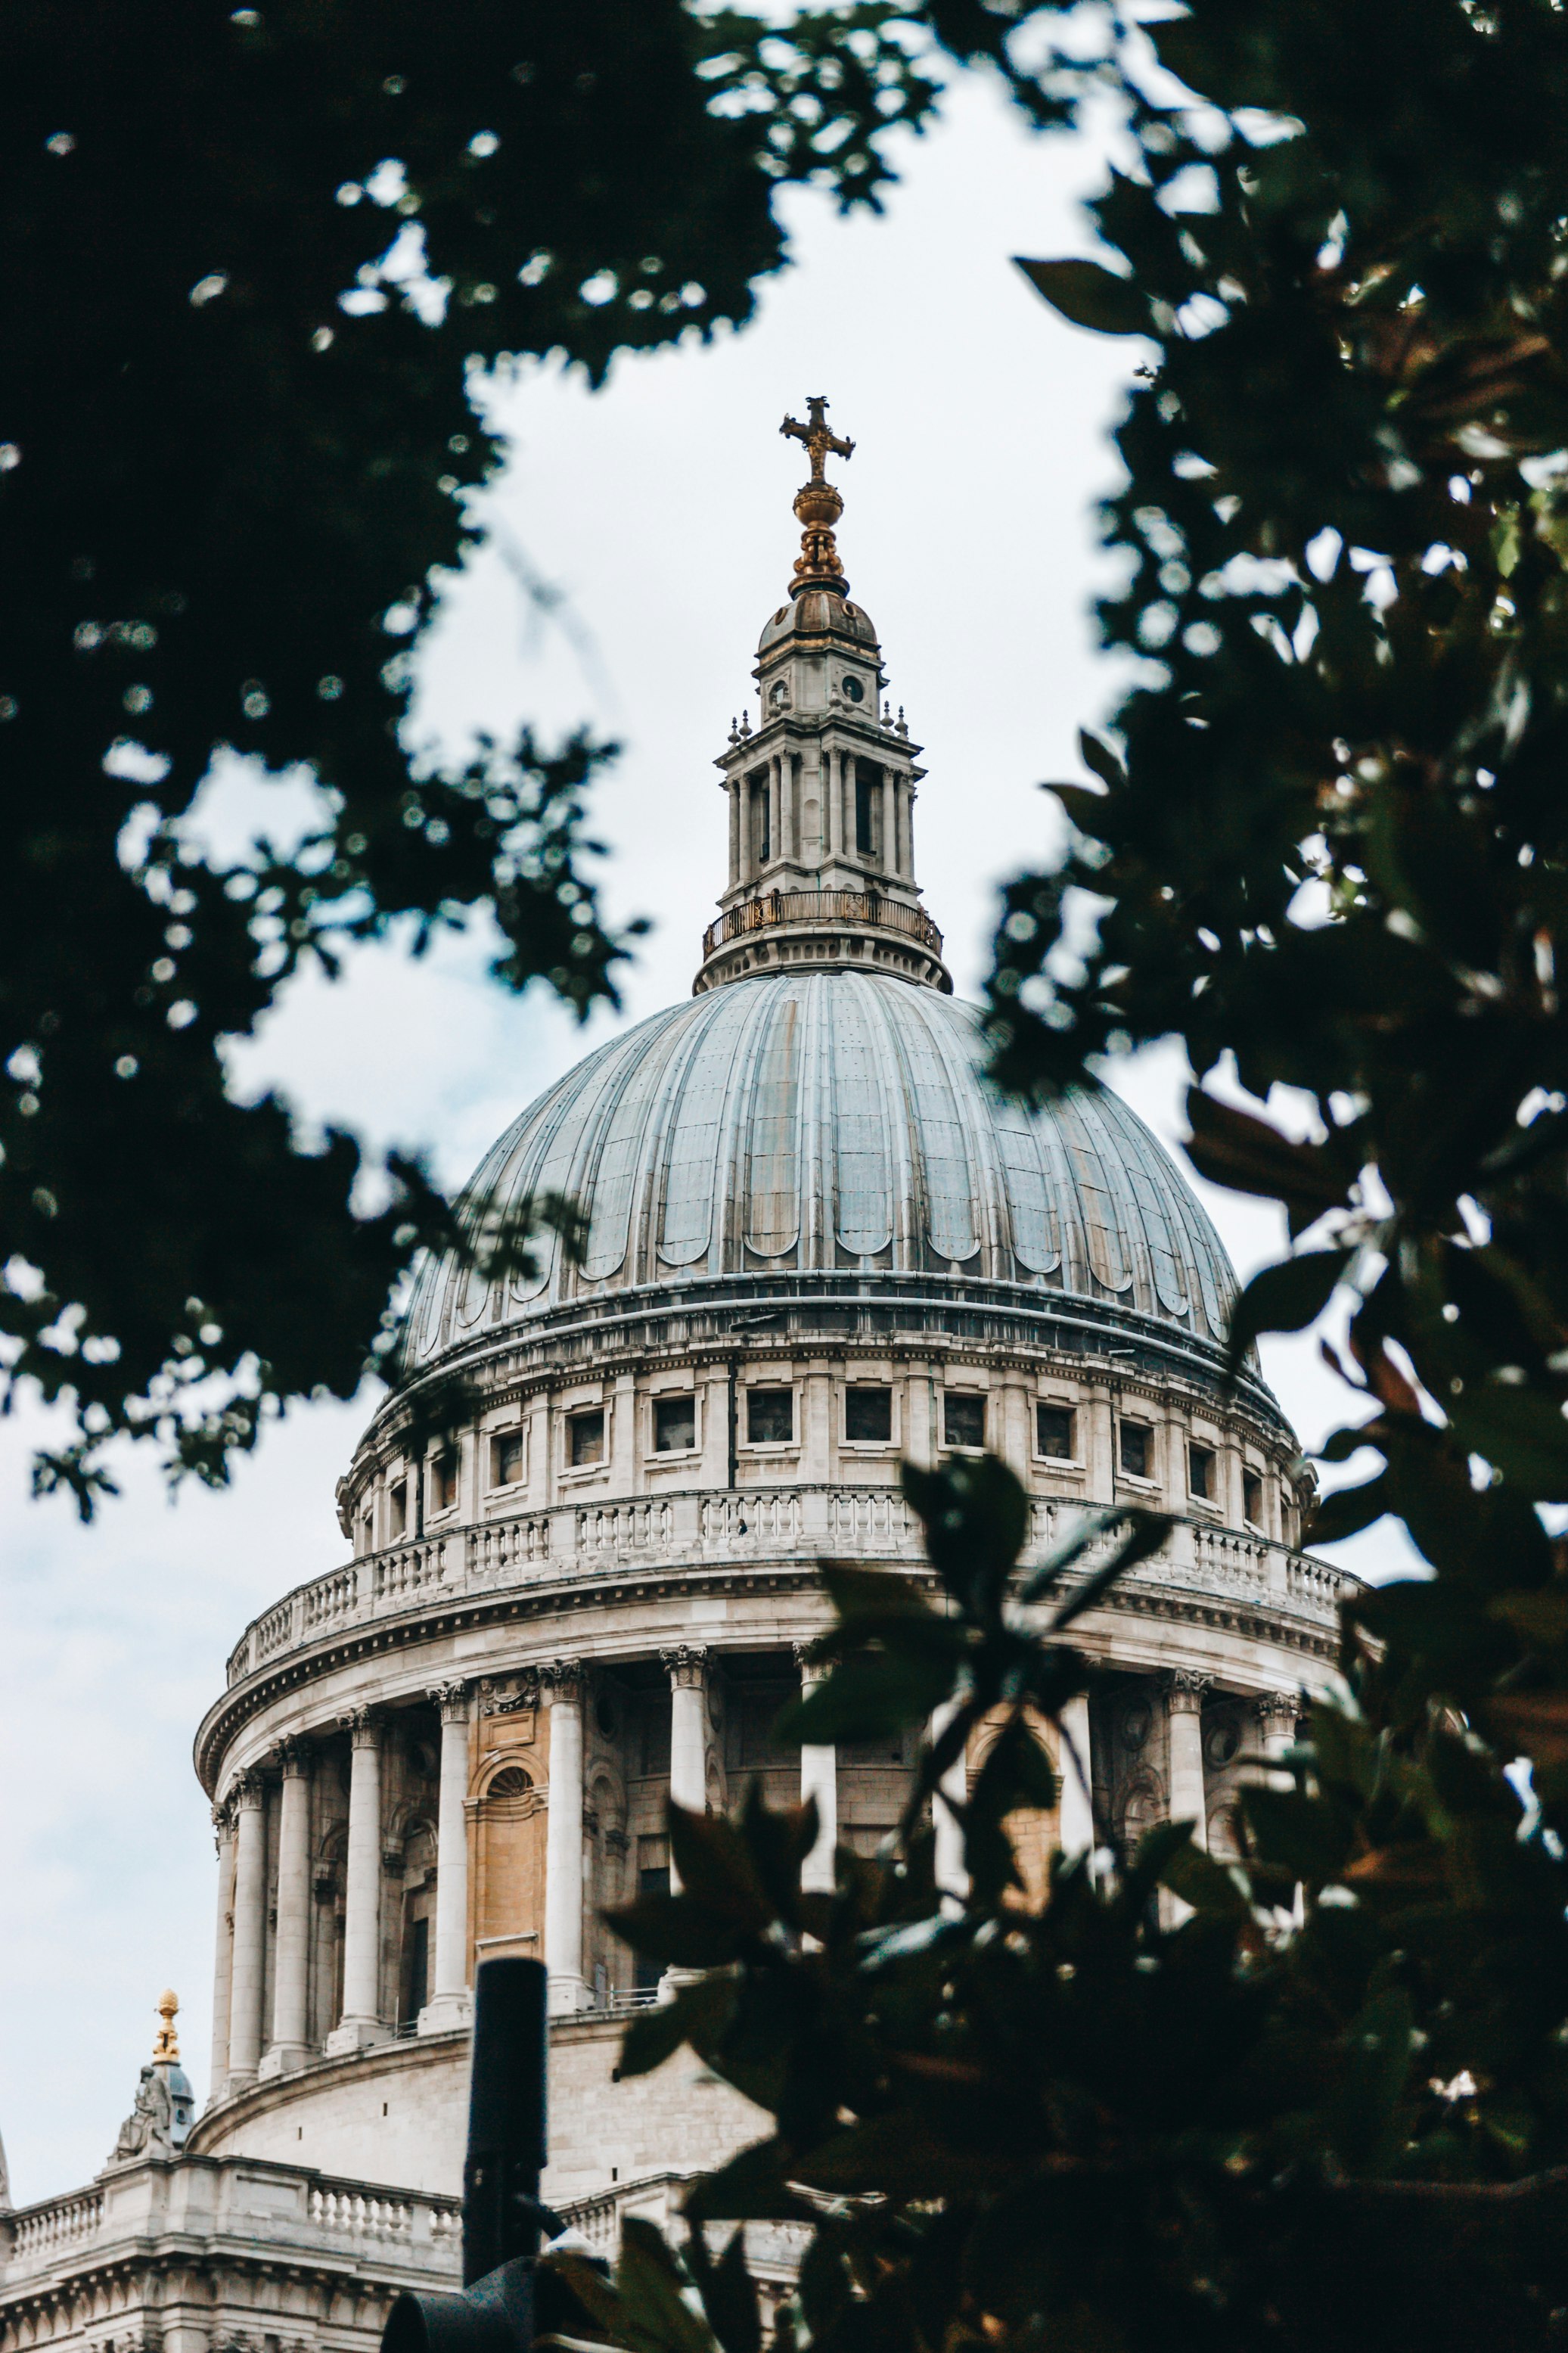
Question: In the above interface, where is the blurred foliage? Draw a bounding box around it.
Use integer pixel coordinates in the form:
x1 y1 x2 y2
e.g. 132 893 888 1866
0 0 941 1511
539 0 1568 2342
545 1462 1568 2352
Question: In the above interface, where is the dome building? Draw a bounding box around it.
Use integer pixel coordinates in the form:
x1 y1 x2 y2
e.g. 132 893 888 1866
0 406 1352 2353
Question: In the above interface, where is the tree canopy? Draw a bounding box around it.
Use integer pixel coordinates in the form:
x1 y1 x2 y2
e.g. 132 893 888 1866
523 0 1568 2345
0 0 940 1512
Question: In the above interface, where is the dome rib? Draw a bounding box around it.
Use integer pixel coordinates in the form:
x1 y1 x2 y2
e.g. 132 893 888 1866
402 971 1240 1363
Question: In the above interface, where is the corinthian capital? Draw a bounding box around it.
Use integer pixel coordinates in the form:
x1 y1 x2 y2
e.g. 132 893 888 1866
662 1644 709 1689
1163 1669 1212 1716
539 1658 586 1703
1253 1691 1300 1734
337 1705 382 1748
428 1679 471 1722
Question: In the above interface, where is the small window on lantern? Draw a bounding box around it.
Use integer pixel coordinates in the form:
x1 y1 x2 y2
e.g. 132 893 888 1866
1244 1469 1265 1528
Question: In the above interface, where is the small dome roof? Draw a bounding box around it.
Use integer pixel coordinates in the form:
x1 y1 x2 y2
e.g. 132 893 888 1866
759 589 879 654
404 971 1238 1368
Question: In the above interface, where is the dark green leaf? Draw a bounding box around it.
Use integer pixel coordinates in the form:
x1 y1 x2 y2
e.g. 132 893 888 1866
1014 256 1151 335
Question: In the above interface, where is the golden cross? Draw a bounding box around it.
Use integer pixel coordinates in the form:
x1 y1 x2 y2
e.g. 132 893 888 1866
780 395 855 485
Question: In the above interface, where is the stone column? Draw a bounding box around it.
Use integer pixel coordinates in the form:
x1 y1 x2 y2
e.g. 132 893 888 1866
264 1738 313 2075
728 777 741 890
1165 1673 1210 1849
326 1708 386 2053
663 1646 709 1894
542 1662 589 2014
930 1698 968 1907
780 752 795 864
421 1681 473 2034
209 1800 238 2096
1254 1692 1300 1788
795 1645 837 1893
881 769 896 877
1056 1692 1095 1860
226 1773 267 2089
827 749 843 859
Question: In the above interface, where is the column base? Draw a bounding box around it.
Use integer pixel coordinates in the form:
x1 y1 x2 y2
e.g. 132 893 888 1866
417 1991 474 2037
222 2069 258 2097
547 1973 591 2016
323 2016 390 2056
258 2043 312 2079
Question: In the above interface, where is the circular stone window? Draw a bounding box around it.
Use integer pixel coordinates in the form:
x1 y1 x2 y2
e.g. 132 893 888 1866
1206 1718 1241 1769
842 673 865 703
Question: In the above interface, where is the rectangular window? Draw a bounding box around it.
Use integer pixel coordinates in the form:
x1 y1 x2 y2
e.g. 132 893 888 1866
845 1385 893 1444
1188 1442 1215 1501
491 1430 523 1487
1244 1469 1264 1527
654 1394 696 1453
944 1392 985 1450
430 1452 458 1512
1036 1403 1075 1460
1119 1421 1151 1480
359 1512 374 1556
634 1839 670 1992
747 1387 794 1444
855 766 878 859
388 1480 407 1538
568 1408 605 1467
751 774 771 866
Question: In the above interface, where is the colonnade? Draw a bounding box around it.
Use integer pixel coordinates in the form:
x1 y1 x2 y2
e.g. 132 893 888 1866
727 749 914 889
211 1652 1303 2096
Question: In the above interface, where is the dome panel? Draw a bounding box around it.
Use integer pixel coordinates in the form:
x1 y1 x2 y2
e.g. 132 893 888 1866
829 978 893 1257
401 971 1241 1361
745 986 802 1257
657 985 756 1267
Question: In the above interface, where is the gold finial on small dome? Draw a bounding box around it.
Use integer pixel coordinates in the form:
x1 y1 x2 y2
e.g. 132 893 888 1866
152 1990 180 2065
780 395 855 598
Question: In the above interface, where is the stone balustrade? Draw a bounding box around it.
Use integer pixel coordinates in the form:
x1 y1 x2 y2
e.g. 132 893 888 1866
0 2156 461 2289
223 1487 1353 1686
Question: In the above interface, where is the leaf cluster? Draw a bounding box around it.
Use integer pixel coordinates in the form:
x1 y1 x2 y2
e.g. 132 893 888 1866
551 1460 1568 2351
1 0 942 1506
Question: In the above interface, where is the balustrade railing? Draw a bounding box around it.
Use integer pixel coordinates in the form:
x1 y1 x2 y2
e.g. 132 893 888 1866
225 1487 1349 1684
2 2165 460 2283
702 887 944 961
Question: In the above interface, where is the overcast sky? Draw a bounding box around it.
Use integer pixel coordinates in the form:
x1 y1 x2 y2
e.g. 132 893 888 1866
0 67 1417 2205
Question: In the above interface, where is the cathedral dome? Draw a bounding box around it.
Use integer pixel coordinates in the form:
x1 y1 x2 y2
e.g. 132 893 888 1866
403 969 1238 1372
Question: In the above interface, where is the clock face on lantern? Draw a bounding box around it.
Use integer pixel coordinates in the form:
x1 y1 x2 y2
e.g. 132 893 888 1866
842 674 865 703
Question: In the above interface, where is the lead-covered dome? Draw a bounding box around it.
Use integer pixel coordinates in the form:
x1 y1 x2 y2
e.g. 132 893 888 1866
404 970 1237 1369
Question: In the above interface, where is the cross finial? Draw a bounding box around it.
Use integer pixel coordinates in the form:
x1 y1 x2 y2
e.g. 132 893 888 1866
779 394 855 598
780 395 855 486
